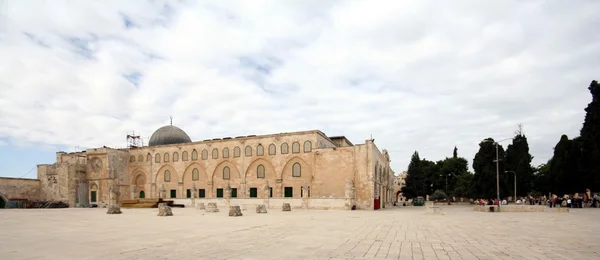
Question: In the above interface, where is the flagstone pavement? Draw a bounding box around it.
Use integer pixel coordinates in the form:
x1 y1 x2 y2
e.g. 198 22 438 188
1 205 599 260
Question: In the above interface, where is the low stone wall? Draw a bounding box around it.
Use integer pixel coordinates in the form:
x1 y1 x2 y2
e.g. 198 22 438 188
473 205 569 213
0 177 41 201
172 198 347 210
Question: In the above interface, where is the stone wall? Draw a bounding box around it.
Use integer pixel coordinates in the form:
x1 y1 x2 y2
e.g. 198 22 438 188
0 177 41 200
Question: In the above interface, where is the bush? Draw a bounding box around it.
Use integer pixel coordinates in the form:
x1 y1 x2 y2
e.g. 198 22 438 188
430 190 448 201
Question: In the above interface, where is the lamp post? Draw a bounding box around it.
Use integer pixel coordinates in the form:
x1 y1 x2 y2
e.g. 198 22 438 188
505 171 516 202
482 137 513 211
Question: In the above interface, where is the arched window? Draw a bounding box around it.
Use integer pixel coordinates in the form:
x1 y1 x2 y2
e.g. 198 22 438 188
138 154 143 162
223 166 230 180
130 155 135 162
173 152 179 162
281 143 289 154
233 147 241 157
212 148 218 159
202 149 208 160
192 168 199 181
292 142 300 153
147 153 151 162
303 141 312 153
257 164 265 178
164 170 171 182
155 153 160 163
245 146 252 157
182 151 188 161
292 163 301 177
163 153 170 162
192 150 198 160
268 144 276 155
223 148 229 158
257 144 264 156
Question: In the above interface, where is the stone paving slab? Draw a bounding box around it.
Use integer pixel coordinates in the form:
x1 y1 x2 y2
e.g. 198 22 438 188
0 206 599 260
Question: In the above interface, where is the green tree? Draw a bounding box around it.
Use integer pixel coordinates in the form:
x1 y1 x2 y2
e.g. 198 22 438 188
532 160 551 195
549 135 583 194
421 159 439 195
403 151 423 198
453 171 474 198
579 80 600 190
472 138 507 199
504 124 535 197
430 189 447 201
436 157 468 196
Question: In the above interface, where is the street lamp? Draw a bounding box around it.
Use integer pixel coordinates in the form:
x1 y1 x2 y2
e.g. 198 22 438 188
481 137 513 211
505 171 516 202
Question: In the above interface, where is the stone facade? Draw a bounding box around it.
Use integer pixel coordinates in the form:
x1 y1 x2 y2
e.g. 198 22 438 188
393 171 407 203
2 129 396 210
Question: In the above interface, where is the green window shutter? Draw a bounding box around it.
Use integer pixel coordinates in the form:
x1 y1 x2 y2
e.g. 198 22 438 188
199 189 205 198
186 189 191 198
231 188 237 198
250 188 257 198
284 187 293 198
170 190 176 198
90 191 97 202
217 189 223 198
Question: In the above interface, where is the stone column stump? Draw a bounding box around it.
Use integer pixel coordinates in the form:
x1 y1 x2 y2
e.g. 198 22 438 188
206 202 219 213
229 206 243 217
282 203 291 211
107 205 122 214
157 203 173 216
196 202 205 210
256 204 267 213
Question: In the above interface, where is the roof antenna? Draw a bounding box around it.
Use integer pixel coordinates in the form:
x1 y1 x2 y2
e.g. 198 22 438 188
170 116 173 125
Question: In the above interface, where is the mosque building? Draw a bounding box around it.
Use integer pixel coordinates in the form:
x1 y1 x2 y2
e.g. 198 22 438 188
1 124 395 210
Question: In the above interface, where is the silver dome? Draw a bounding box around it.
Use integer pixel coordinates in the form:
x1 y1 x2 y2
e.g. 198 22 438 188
148 125 192 146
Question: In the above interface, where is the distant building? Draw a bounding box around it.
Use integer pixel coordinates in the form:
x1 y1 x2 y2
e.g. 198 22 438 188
393 171 407 202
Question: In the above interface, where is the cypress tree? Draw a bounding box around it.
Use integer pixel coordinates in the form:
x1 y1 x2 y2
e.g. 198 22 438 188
403 151 422 198
579 80 600 190
504 125 535 197
472 138 507 199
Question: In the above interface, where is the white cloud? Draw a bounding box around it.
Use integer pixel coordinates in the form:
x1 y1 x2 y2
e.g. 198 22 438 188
1 0 599 173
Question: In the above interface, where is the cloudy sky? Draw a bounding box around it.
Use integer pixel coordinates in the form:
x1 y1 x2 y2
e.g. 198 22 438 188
0 0 598 178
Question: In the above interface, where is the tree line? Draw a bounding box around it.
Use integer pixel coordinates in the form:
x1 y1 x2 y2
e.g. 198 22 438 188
402 80 600 199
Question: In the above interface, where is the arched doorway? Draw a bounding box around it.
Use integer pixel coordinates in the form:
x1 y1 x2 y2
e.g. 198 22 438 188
139 190 145 199
0 194 6 208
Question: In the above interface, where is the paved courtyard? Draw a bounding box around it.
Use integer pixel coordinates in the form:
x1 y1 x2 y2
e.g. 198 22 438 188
1 205 599 260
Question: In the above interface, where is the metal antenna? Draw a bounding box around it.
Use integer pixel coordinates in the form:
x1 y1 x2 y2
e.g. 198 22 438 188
170 116 173 125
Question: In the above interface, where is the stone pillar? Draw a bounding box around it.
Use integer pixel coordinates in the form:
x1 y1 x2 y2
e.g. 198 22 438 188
240 181 247 198
225 183 232 207
178 181 183 199
151 183 156 198
301 182 309 209
159 184 166 199
345 179 355 210
208 181 214 198
107 180 122 214
131 186 137 199
191 183 197 207
276 178 283 198
263 181 270 208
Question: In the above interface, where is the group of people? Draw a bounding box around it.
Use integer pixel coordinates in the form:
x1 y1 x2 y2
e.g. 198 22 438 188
472 192 600 208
